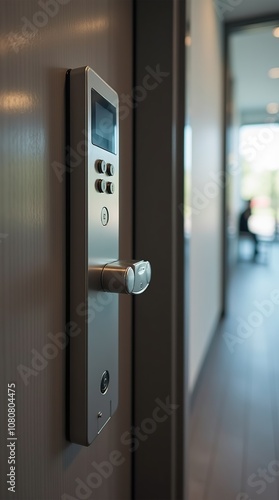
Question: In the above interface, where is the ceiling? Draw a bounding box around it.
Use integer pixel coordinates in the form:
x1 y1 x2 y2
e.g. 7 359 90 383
230 23 279 121
223 0 279 22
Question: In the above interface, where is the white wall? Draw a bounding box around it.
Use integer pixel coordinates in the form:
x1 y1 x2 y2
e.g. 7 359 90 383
227 97 242 268
188 0 223 392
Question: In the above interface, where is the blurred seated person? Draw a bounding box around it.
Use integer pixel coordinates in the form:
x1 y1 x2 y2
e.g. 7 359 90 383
239 199 259 258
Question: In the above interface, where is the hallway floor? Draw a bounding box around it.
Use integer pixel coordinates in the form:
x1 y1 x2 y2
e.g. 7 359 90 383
189 242 279 500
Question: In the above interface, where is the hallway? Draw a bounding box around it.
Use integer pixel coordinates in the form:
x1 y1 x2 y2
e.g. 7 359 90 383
189 242 279 500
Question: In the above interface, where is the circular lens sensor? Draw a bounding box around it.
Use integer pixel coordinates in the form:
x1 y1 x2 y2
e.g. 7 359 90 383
100 370 110 394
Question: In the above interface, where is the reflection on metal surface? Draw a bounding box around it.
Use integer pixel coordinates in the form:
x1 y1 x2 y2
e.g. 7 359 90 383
1 15 108 56
0 92 37 113
0 33 34 55
74 17 109 34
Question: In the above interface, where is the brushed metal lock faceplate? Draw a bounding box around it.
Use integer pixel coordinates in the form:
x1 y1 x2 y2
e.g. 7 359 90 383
68 67 119 446
67 67 151 446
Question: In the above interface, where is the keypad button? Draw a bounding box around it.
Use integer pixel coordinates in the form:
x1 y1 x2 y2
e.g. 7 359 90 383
106 182 115 194
95 159 107 174
96 179 106 193
107 163 115 176
101 207 109 226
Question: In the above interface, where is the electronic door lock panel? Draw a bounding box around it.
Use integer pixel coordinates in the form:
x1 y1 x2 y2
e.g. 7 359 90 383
67 67 151 446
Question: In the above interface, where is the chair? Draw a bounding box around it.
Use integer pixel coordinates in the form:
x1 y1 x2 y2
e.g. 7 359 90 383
238 231 273 263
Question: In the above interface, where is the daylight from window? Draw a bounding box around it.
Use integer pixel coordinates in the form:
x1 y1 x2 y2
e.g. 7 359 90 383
239 123 279 236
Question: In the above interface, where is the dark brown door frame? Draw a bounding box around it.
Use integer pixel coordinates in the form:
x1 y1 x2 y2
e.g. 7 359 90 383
133 0 187 499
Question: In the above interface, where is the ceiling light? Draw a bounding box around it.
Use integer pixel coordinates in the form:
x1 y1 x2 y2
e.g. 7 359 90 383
268 67 279 79
273 27 279 38
266 102 279 114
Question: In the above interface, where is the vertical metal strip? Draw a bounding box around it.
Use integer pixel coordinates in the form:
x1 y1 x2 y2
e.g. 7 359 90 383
171 0 186 498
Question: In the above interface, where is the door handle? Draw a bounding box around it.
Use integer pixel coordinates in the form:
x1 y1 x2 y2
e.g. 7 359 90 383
101 259 151 294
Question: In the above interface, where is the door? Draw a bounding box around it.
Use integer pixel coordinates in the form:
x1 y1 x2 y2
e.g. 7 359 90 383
0 1 133 499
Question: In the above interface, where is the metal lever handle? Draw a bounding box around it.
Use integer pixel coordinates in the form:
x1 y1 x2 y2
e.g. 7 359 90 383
101 260 151 294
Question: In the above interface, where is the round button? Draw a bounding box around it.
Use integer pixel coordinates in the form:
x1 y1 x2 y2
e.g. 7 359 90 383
101 207 109 226
107 163 115 176
96 179 106 193
107 182 115 194
100 371 110 394
95 160 107 174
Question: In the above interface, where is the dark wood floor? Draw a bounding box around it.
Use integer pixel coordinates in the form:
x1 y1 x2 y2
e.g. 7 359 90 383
189 242 279 500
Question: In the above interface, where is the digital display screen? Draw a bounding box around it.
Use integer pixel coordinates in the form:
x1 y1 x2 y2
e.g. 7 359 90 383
91 89 116 154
